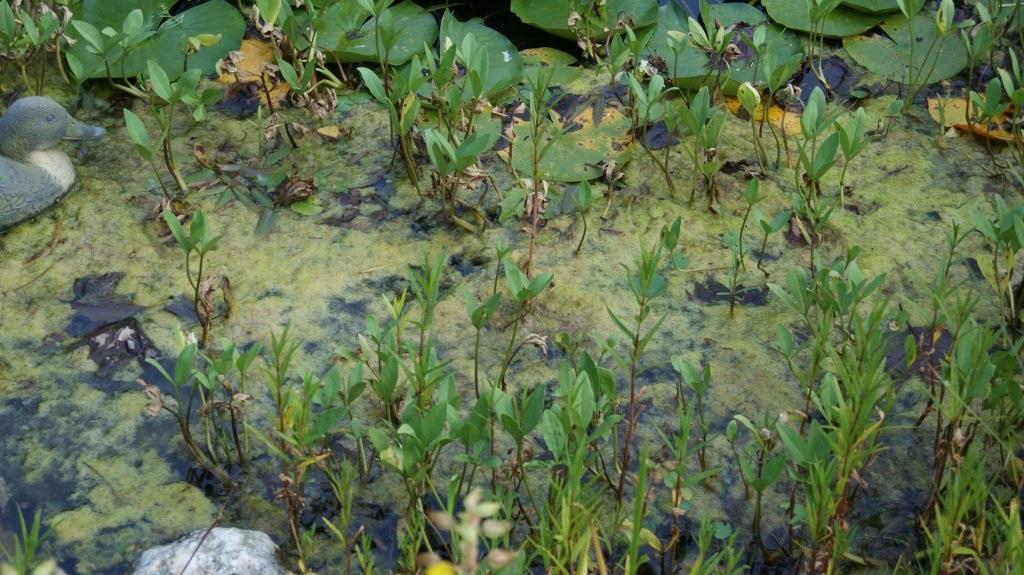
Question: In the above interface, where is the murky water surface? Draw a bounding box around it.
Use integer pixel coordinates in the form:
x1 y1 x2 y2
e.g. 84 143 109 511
0 65 999 573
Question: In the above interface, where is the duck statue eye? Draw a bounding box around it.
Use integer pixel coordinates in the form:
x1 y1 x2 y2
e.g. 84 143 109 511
46 113 55 122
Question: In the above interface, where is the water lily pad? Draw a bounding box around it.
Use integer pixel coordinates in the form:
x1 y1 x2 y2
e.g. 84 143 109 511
844 14 967 83
520 47 582 86
763 0 885 37
723 97 803 135
927 96 1015 142
842 0 901 14
68 0 244 79
502 95 632 182
646 2 802 92
315 0 437 65
511 0 658 40
214 38 289 106
439 13 523 96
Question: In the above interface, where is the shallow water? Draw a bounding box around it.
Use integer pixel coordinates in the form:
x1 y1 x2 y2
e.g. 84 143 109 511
0 63 1003 573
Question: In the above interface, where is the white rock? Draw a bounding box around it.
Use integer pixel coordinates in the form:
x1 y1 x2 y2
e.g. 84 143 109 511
133 528 286 575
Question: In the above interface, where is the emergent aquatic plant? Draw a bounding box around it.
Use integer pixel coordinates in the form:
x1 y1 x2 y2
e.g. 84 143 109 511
162 208 226 348
897 0 957 114
679 85 727 210
609 237 669 500
0 507 53 575
125 59 223 197
0 1 63 94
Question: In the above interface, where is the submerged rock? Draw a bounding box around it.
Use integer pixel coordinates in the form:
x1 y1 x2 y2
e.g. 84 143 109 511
133 528 286 575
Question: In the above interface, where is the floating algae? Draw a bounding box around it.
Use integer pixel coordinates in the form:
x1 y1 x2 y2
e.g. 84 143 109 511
0 10 1014 571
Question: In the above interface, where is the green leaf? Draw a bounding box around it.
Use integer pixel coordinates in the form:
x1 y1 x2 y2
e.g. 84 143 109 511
67 0 244 80
511 0 658 40
504 259 529 301
844 13 968 83
526 272 554 299
174 344 197 387
254 0 282 25
764 0 885 37
162 209 192 252
146 59 174 102
777 423 807 466
842 0 900 13
316 0 437 66
440 12 522 96
123 108 151 152
647 2 802 93
455 127 500 171
541 409 566 461
278 58 302 89
0 1 14 40
290 199 323 216
357 66 389 104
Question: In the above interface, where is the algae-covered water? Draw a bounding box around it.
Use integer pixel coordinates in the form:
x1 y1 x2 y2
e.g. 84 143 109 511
0 59 1003 573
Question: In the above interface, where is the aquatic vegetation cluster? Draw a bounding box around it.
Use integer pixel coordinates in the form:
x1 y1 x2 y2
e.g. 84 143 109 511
3 0 1024 574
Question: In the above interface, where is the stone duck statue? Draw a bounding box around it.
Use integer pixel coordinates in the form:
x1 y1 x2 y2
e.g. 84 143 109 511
0 96 106 231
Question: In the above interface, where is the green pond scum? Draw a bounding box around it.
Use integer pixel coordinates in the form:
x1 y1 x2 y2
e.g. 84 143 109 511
1 0 1023 574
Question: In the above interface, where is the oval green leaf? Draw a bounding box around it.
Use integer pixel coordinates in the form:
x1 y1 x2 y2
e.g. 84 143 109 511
646 2 803 93
505 97 632 182
67 0 243 79
511 0 658 40
844 13 967 83
315 0 437 65
763 0 885 37
439 13 523 96
842 0 901 14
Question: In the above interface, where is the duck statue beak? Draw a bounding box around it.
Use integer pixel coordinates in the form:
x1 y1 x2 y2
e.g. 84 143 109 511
64 117 106 140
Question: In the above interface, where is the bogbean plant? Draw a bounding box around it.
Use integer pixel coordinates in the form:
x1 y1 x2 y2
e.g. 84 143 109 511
760 44 802 166
737 82 769 168
135 214 1024 575
628 71 681 197
679 85 727 209
969 197 1024 335
123 59 223 197
788 87 868 272
896 0 957 114
143 334 260 481
998 54 1024 174
0 507 54 575
355 0 424 197
516 67 561 276
162 209 227 348
0 0 64 94
909 219 1024 574
803 0 842 88
685 0 741 98
420 19 503 233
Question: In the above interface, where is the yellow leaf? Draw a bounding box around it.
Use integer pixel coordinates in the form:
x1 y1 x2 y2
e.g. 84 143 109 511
317 125 343 140
216 38 289 106
724 97 802 136
927 96 1015 143
426 561 458 575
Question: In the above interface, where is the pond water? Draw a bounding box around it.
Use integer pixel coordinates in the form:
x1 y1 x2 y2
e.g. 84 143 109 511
0 3 1012 574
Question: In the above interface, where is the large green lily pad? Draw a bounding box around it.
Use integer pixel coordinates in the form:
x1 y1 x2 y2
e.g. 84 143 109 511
511 0 659 40
315 0 437 65
439 13 523 96
67 0 243 79
520 47 583 87
646 2 803 92
763 0 885 37
844 13 967 83
504 97 632 182
842 0 901 14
